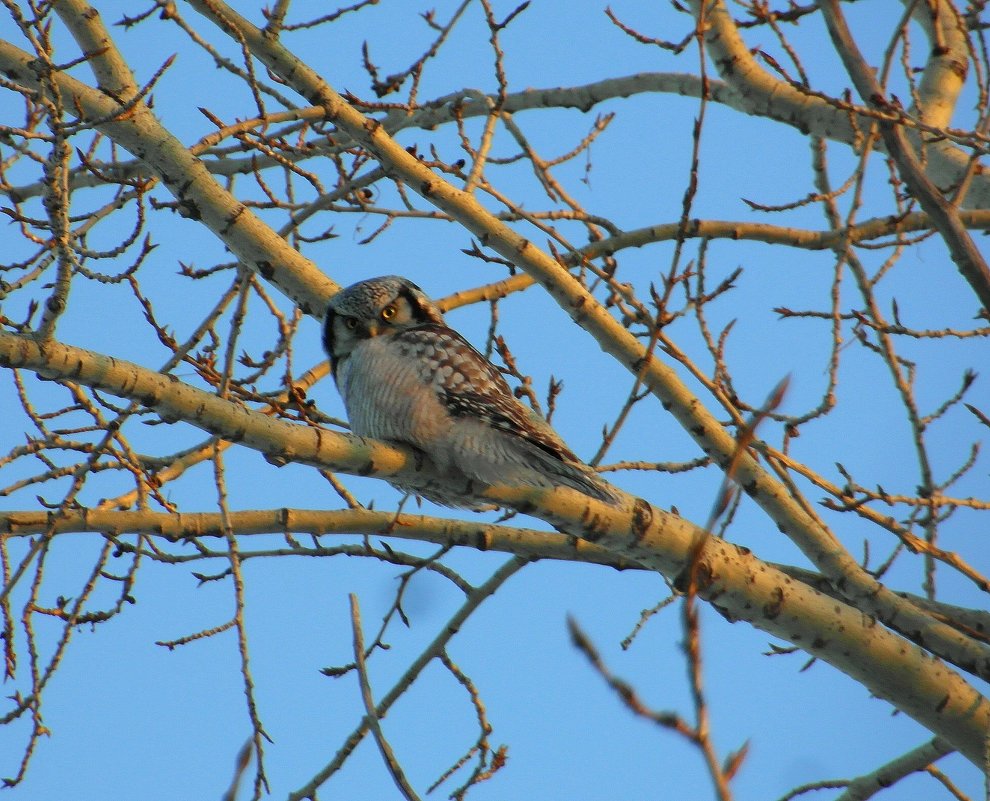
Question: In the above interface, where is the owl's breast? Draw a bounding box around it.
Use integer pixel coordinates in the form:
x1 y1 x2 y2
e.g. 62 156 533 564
336 335 453 455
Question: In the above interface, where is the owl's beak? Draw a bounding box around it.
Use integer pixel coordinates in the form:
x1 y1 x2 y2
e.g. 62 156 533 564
364 322 381 337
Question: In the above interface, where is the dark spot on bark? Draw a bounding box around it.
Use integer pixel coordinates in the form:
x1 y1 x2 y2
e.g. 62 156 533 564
222 204 245 234
947 58 968 81
716 55 738 75
630 498 652 542
581 512 608 542
420 181 433 196
357 460 376 476
812 637 826 650
936 695 949 713
762 586 784 619
256 260 274 279
694 561 714 592
177 198 201 220
673 559 713 594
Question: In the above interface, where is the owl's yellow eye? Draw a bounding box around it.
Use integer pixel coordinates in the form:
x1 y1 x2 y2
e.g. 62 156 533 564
381 304 397 321
344 317 359 330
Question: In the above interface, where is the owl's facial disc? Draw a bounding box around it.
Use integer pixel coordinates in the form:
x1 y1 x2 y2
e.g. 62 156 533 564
323 277 445 375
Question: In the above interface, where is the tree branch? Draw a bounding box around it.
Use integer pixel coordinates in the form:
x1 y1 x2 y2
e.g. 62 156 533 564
1 326 988 766
817 0 990 312
0 36 336 315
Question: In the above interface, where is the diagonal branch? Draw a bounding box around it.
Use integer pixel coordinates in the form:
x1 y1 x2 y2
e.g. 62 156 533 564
349 594 423 801
834 737 954 801
817 0 990 312
0 35 336 315
291 557 528 800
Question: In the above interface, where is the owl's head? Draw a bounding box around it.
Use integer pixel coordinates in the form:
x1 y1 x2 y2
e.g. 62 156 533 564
322 275 445 370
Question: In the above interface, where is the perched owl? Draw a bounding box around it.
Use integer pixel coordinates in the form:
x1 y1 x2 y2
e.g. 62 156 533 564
322 275 618 508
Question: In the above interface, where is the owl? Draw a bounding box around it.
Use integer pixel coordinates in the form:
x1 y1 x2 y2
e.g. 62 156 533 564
322 275 618 508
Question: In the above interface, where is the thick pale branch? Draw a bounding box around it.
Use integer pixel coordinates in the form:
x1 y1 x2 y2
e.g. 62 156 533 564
0 508 639 569
5 508 986 643
0 328 416 483
689 0 990 209
902 0 968 130
0 36 335 315
54 0 138 101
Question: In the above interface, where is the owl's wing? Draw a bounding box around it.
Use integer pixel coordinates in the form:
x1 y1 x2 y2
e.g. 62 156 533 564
394 325 581 464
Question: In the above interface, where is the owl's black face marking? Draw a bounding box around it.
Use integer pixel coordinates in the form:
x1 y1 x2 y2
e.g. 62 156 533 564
322 306 351 376
394 280 444 326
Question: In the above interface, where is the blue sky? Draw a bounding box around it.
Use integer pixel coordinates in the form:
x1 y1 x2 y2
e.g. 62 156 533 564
1 2 988 800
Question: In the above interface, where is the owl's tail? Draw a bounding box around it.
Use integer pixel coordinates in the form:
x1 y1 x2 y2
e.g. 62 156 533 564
447 422 622 505
527 446 621 505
